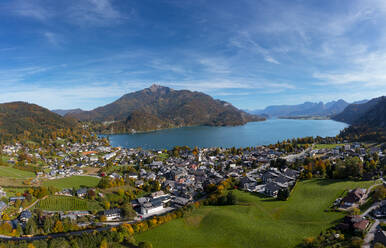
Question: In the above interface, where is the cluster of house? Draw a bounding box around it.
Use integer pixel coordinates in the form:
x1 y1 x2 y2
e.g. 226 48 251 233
1 140 117 179
239 167 299 197
311 142 383 163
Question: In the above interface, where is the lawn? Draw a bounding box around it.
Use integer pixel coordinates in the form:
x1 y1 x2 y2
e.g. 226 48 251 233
2 187 31 197
314 143 345 149
0 166 35 178
136 179 376 248
42 176 100 190
35 195 102 211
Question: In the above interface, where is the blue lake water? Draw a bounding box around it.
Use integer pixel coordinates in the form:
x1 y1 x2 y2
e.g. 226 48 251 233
101 119 348 150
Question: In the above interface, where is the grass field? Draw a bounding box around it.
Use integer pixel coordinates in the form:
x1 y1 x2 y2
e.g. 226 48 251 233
35 195 102 211
136 179 376 248
42 176 100 190
2 187 31 197
0 166 35 178
314 143 345 149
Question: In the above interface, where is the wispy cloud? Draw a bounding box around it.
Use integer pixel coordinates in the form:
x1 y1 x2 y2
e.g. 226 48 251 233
230 32 280 64
5 0 128 27
67 0 129 27
0 82 132 110
43 32 64 47
313 51 386 87
8 0 51 20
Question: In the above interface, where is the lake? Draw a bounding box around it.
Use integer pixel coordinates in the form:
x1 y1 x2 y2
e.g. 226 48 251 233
101 119 348 150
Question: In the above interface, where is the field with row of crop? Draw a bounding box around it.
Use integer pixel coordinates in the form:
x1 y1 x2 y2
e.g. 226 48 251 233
35 195 102 211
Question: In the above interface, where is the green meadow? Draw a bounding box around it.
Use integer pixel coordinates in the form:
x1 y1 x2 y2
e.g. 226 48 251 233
136 179 376 248
42 176 100 190
314 143 345 149
0 166 35 178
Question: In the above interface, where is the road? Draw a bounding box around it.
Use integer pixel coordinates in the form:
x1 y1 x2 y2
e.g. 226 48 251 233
360 200 385 218
0 205 177 241
282 147 311 162
362 219 385 248
24 195 48 211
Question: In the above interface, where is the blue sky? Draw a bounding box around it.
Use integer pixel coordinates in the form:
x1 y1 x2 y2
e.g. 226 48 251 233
0 0 386 110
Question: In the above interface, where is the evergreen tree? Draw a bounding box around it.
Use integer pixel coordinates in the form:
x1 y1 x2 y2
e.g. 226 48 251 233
25 218 38 235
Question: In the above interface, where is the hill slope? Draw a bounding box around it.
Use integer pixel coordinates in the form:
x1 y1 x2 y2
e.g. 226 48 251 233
335 96 386 142
67 85 265 133
332 96 385 125
0 102 76 143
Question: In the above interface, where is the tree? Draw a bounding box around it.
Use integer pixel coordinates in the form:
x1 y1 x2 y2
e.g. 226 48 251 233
100 239 108 248
25 218 37 235
52 220 64 233
373 186 386 201
277 188 290 201
138 241 153 248
16 223 23 236
345 157 363 178
226 191 237 205
351 207 361 216
100 215 107 222
122 204 136 219
374 243 386 248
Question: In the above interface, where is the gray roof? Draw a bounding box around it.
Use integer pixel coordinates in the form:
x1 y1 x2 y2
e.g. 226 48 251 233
0 201 6 211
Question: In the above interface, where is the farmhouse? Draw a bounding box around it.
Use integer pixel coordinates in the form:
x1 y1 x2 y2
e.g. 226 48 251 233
9 196 25 204
264 182 282 197
373 201 386 218
151 190 167 199
340 188 366 208
19 210 32 222
104 208 121 221
76 188 88 198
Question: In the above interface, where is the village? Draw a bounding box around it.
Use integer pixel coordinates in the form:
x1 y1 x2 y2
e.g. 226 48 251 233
0 138 385 246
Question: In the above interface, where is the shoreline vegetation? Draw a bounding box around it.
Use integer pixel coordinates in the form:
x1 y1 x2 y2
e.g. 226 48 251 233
278 116 332 120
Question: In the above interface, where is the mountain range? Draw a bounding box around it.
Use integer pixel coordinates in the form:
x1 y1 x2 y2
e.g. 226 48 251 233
66 85 265 133
249 99 368 118
52 108 84 116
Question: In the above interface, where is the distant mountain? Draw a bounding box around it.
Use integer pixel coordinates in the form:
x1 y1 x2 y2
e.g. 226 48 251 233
352 99 369 105
333 96 385 126
249 99 350 118
67 85 265 133
0 102 75 143
52 108 83 116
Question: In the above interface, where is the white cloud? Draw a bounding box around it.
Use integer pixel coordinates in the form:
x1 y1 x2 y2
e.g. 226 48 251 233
313 51 386 87
5 0 128 27
68 0 128 26
43 32 63 47
198 58 231 74
230 32 280 64
9 0 51 20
